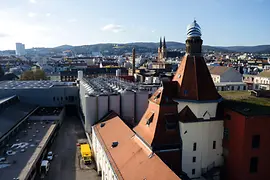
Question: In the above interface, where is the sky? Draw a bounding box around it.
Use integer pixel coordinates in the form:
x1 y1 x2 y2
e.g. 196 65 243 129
0 0 269 50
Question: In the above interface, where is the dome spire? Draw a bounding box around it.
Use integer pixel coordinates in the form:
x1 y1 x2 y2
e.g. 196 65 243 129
186 20 202 38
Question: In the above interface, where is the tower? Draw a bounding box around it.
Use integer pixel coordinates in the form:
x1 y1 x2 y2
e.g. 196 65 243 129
158 36 167 61
132 48 136 75
137 20 224 179
172 20 223 179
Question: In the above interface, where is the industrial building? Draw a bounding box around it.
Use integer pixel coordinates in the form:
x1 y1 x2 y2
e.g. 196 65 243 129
0 81 78 107
0 97 65 180
78 71 149 132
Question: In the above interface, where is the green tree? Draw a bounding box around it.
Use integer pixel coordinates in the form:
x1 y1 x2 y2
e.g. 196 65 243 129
21 69 47 80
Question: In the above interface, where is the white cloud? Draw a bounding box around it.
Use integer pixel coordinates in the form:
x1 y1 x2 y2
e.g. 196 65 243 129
28 12 37 18
45 13 51 17
68 18 77 23
101 24 124 33
29 0 37 3
151 30 156 33
0 33 9 38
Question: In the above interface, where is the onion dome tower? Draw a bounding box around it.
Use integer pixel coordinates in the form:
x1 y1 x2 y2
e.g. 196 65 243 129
172 20 221 101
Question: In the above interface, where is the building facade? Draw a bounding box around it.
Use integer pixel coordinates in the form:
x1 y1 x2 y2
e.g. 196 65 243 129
16 43 26 56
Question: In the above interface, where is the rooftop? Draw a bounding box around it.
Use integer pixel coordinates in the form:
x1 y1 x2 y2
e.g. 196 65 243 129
0 101 37 139
219 91 270 116
93 112 180 180
0 120 57 180
0 81 75 89
32 107 63 116
82 77 149 96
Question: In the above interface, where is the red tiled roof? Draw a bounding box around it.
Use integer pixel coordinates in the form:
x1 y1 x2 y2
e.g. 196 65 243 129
172 55 221 101
93 112 180 180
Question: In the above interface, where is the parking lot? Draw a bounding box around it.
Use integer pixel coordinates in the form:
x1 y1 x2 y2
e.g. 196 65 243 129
35 116 100 180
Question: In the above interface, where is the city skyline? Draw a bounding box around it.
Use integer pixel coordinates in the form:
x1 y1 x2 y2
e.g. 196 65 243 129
0 0 269 50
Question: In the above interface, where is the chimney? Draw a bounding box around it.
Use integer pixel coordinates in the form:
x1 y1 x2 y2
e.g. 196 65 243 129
132 48 136 75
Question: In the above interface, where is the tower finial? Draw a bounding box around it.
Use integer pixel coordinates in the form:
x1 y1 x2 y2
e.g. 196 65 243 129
160 37 162 48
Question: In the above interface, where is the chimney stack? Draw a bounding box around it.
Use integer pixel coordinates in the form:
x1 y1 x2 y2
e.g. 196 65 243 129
132 48 136 75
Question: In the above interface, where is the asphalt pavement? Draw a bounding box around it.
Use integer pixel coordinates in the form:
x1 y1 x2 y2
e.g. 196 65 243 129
35 116 100 180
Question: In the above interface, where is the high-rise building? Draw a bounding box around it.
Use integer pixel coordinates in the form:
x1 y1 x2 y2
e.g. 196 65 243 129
16 43 26 56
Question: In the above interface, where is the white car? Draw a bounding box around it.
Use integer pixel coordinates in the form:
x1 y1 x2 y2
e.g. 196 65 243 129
47 151 53 161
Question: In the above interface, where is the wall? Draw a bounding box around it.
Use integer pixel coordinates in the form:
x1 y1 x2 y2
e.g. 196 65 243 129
224 109 270 180
0 86 78 107
120 91 135 124
177 101 218 119
85 95 97 133
92 129 117 180
179 120 224 178
135 91 149 124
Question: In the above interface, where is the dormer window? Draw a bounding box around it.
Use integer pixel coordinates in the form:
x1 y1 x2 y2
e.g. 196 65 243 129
145 113 154 126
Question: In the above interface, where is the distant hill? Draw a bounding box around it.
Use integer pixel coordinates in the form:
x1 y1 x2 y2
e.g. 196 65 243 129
2 42 270 55
221 45 270 53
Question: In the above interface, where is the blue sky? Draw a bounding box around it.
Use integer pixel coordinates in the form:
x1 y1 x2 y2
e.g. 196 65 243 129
0 0 269 50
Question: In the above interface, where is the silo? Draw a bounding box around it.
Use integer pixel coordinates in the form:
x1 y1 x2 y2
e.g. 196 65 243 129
78 70 83 80
109 94 120 115
97 95 109 120
85 95 97 133
153 77 160 84
135 90 149 123
120 90 135 125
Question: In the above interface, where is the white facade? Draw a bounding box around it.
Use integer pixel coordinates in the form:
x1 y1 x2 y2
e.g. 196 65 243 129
177 101 218 119
215 82 247 91
179 120 224 178
176 100 223 179
254 76 270 90
16 43 26 56
92 129 117 180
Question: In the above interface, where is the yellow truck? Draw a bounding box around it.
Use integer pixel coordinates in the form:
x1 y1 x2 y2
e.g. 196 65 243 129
80 144 92 164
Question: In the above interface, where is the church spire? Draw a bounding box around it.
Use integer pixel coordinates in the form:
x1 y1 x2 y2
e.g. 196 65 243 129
159 37 162 48
163 36 166 48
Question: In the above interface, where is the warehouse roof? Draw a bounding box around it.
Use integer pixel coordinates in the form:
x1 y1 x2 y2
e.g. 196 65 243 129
0 81 74 89
0 102 37 139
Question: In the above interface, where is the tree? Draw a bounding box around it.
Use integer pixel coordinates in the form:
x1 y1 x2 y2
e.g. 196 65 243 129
21 69 47 80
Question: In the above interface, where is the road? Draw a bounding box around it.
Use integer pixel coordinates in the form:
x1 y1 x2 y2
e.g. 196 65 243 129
36 116 100 180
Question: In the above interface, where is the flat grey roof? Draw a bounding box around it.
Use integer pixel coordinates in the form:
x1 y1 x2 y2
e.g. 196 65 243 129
0 102 37 139
0 120 57 180
0 95 16 104
0 81 74 89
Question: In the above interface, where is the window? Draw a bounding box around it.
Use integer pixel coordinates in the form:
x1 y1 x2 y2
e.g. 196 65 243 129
213 141 216 149
243 86 246 90
250 157 258 173
224 128 229 140
184 90 188 96
237 86 240 90
146 113 154 126
192 157 196 163
192 169 195 175
193 143 197 151
252 135 260 149
231 86 234 90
